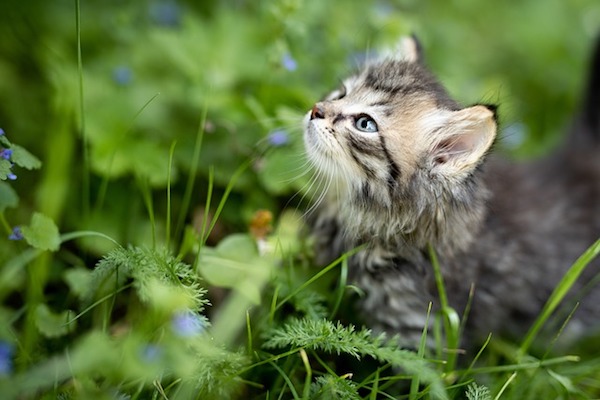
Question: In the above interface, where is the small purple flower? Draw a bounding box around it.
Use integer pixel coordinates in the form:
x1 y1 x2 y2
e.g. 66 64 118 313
6 172 16 181
150 1 182 28
268 130 290 147
171 310 208 337
0 128 4 136
0 341 14 375
1 149 13 160
8 226 22 241
282 53 297 71
112 66 133 86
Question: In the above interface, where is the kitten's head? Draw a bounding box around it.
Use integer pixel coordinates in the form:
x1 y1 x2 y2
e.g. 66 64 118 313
304 37 497 250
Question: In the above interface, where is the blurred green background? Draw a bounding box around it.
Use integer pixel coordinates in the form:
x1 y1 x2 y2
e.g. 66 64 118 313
0 0 599 250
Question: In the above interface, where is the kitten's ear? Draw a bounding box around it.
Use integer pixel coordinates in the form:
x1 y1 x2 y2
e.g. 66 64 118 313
430 105 497 176
396 35 422 63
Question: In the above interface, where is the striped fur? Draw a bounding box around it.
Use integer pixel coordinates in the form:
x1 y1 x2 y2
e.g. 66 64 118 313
303 37 600 350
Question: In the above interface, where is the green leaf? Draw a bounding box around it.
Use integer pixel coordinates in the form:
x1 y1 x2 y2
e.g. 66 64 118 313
0 181 19 212
63 268 93 300
0 159 12 180
215 233 258 263
0 135 9 147
10 143 42 170
198 233 272 304
21 212 61 251
35 304 76 338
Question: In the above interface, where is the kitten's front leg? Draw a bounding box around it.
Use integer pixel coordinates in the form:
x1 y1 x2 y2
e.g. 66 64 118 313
352 248 437 348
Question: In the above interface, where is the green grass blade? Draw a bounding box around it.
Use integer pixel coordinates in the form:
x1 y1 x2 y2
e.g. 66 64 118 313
428 243 460 372
166 141 177 249
329 257 349 318
299 349 312 400
519 238 600 357
74 0 89 219
268 360 301 400
458 355 579 375
410 302 433 400
275 245 364 312
246 310 253 358
493 371 517 400
175 105 208 243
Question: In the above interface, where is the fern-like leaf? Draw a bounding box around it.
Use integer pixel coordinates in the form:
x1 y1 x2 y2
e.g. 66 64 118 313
310 375 360 400
86 246 208 312
263 318 447 399
465 382 492 400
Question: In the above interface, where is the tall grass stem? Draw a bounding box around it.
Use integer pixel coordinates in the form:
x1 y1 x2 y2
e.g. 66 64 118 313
518 238 600 357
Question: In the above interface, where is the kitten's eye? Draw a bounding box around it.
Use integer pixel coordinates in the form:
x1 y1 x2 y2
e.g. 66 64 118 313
354 115 378 133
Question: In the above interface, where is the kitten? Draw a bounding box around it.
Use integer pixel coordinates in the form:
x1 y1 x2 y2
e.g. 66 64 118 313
303 36 600 350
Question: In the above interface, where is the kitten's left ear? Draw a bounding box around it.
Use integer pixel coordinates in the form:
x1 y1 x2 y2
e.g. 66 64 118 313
430 105 497 177
396 35 422 63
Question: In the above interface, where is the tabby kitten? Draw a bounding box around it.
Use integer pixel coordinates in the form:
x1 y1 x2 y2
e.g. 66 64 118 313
303 36 600 349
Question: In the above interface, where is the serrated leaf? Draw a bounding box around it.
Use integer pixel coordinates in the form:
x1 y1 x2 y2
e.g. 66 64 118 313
10 144 42 170
35 304 76 338
0 181 18 212
465 383 491 400
311 375 360 400
21 212 61 251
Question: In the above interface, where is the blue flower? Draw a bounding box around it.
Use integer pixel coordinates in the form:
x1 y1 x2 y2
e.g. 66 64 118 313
171 310 208 337
6 172 16 181
1 149 12 160
0 128 4 136
268 130 290 147
0 341 13 375
282 53 297 71
8 226 22 241
150 1 182 28
112 66 133 86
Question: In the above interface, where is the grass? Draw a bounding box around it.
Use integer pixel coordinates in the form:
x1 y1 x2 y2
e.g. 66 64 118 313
1 1 600 399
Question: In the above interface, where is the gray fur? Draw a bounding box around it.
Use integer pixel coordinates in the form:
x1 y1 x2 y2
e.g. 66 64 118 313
303 38 600 350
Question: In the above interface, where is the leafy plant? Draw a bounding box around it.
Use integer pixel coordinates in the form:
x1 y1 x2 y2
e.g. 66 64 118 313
1 1 600 399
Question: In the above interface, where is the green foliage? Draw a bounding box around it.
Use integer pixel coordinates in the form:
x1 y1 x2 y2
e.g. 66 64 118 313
1 0 600 399
21 212 60 251
264 318 446 398
0 133 42 181
310 375 361 400
34 304 76 338
465 383 492 400
89 246 208 312
199 233 272 304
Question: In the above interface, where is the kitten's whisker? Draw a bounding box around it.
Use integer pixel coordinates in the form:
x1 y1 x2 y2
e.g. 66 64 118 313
286 167 319 209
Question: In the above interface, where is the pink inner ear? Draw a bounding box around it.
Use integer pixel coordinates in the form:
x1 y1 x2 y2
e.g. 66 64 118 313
433 131 481 164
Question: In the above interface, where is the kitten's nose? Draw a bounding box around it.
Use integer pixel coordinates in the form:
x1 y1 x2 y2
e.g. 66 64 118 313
310 104 325 120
